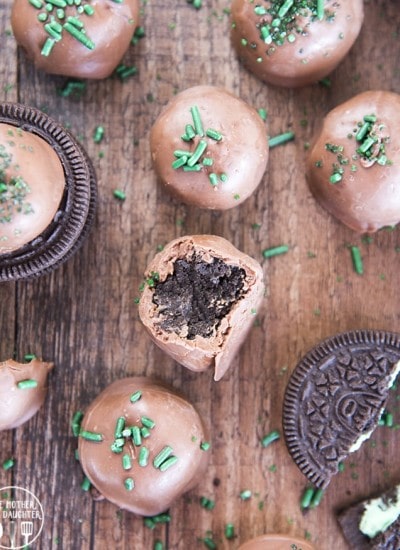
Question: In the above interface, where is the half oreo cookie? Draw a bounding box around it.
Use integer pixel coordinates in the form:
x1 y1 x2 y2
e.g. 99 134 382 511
337 484 400 549
283 330 400 489
0 102 97 281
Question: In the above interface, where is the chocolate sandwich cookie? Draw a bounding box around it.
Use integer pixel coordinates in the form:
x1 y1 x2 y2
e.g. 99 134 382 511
150 86 269 210
78 377 210 516
230 0 364 88
138 235 265 381
239 533 315 550
0 102 97 281
11 0 140 79
306 91 400 233
338 484 400 549
0 358 53 430
283 330 400 489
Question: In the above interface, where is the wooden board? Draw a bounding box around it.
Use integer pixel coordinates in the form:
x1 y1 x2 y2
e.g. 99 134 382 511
1 1 400 548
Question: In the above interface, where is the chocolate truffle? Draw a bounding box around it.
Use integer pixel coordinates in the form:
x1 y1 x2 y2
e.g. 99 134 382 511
78 377 210 516
0 358 53 431
231 0 364 88
0 103 97 281
150 86 269 210
138 235 264 381
338 483 400 550
11 0 140 79
306 91 400 233
283 330 400 490
238 534 315 550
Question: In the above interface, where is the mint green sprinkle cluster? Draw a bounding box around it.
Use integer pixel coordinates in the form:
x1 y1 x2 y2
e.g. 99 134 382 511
27 0 124 57
0 144 33 225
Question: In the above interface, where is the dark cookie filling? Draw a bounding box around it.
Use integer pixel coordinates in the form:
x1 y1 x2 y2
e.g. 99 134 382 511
152 254 246 339
371 516 400 549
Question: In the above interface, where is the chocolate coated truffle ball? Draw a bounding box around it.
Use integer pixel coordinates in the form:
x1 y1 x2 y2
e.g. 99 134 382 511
239 534 315 550
0 359 53 431
306 91 400 233
78 377 210 516
11 0 140 79
231 0 364 88
0 122 65 253
138 235 264 380
150 86 269 210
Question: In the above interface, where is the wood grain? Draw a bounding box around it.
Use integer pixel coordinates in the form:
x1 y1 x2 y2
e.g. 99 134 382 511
1 1 400 549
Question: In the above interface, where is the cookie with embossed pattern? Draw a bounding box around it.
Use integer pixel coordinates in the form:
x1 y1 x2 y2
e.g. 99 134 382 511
337 483 400 549
283 330 400 489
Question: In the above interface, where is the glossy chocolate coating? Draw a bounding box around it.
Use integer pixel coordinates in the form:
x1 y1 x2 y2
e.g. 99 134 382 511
307 91 400 233
78 377 209 516
138 235 265 381
150 86 269 210
239 534 315 550
11 0 139 79
0 359 53 431
0 123 65 254
231 0 364 88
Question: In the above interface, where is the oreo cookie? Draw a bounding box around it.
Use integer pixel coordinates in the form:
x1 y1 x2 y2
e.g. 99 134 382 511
283 330 400 489
337 484 400 549
0 102 97 281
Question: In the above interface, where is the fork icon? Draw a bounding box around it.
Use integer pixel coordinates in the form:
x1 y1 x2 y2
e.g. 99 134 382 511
20 522 33 545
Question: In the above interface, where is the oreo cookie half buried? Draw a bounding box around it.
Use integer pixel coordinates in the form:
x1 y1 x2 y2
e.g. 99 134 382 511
0 102 97 281
337 484 400 549
283 330 400 489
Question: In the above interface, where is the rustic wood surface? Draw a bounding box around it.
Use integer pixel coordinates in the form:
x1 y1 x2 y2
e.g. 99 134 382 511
1 1 400 548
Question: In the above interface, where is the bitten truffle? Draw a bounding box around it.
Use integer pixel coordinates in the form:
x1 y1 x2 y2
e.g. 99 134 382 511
78 377 210 516
150 86 269 210
231 0 364 88
11 0 140 79
306 91 400 233
0 359 53 431
138 235 264 380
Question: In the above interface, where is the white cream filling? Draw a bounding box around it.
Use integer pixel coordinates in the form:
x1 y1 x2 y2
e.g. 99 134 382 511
359 485 400 538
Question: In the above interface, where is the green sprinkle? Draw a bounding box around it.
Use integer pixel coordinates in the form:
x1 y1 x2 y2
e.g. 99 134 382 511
385 412 394 427
172 156 188 169
240 489 252 500
114 417 125 439
278 0 294 18
220 173 228 182
131 426 142 446
113 189 126 201
81 476 91 491
310 488 324 508
183 164 202 172
124 477 135 491
110 442 123 454
190 105 204 137
200 496 215 510
174 149 191 158
225 523 235 540
138 446 149 467
144 518 156 529
24 353 37 362
58 79 86 97
122 428 132 438
71 411 84 436
29 0 44 8
153 446 173 468
350 245 363 275
130 390 142 403
141 427 151 438
202 157 213 167
64 22 95 49
159 455 178 471
261 429 280 447
141 416 155 429
206 128 222 141
200 441 211 451
154 542 164 550
122 454 132 470
93 125 104 144
364 114 377 123
115 64 138 79
187 139 208 166
262 244 289 258
258 108 267 121
2 458 14 471
329 172 342 184
80 430 103 442
209 173 218 186
17 379 38 389
317 0 324 20
152 513 171 524
269 131 295 148
355 121 370 142
83 4 94 15
41 37 55 56
300 487 314 509
185 124 196 140
319 77 331 87
114 437 125 448
201 537 217 550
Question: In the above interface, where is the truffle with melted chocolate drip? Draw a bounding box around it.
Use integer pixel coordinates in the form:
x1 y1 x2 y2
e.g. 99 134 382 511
139 235 264 380
0 358 53 431
152 255 246 340
231 0 364 88
306 91 400 233
78 377 210 516
11 0 140 79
